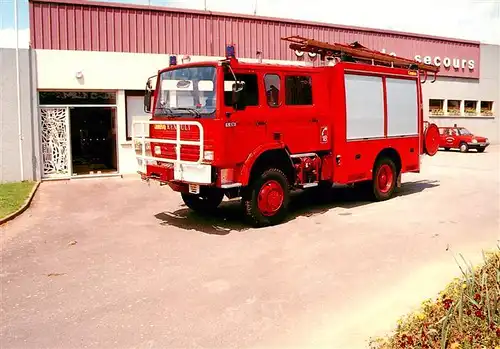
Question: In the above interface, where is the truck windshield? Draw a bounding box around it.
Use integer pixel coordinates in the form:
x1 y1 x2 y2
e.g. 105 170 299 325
154 66 216 118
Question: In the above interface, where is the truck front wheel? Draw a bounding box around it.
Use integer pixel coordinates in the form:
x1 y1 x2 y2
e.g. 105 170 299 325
181 190 224 213
243 168 290 227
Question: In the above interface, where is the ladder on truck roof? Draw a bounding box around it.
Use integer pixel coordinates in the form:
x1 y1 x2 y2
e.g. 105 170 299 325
281 35 439 83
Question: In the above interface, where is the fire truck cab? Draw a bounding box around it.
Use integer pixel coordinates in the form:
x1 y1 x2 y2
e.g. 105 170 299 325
133 37 441 227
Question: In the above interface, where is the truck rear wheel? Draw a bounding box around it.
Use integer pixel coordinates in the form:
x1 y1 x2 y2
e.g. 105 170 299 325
371 157 397 201
181 190 224 213
243 168 290 227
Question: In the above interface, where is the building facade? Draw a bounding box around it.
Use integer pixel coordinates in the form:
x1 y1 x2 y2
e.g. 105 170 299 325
3 0 498 182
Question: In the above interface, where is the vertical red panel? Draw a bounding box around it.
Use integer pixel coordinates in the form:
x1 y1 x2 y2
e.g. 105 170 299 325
158 12 166 54
151 12 158 54
98 9 106 51
33 4 44 48
90 6 99 50
136 10 144 53
114 10 122 52
106 9 114 52
57 6 66 49
130 10 137 53
66 6 75 50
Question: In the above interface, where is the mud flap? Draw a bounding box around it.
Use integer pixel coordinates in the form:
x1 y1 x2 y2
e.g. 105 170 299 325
396 172 402 188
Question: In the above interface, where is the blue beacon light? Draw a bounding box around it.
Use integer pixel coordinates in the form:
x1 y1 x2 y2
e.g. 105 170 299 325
226 45 236 58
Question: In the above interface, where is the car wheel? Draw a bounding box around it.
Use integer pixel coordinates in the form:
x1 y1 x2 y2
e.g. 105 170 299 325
370 157 397 201
181 190 224 213
242 168 290 227
444 147 450 151
459 143 469 153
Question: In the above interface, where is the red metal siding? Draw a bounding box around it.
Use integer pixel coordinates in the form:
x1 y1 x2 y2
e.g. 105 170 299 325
29 0 480 78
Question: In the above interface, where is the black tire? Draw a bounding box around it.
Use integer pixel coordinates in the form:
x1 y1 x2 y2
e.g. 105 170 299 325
459 142 469 153
181 189 224 213
477 147 485 153
242 168 290 227
370 157 397 201
444 147 450 151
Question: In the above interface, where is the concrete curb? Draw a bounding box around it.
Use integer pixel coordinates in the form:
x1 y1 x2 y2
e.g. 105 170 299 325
0 181 41 226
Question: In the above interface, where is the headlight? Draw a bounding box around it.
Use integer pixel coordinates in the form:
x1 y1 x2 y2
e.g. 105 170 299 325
485 138 489 143
204 150 214 161
472 139 478 143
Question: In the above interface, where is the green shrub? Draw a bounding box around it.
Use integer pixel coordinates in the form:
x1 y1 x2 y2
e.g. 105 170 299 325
371 246 500 349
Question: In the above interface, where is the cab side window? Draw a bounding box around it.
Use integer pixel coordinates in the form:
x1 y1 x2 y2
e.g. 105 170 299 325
285 75 313 105
264 74 281 107
224 73 259 107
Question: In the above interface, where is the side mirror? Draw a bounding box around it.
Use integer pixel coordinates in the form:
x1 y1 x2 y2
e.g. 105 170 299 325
144 90 152 113
144 79 153 113
232 82 246 110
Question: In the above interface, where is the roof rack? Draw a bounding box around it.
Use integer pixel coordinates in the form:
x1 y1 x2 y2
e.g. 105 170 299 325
282 35 439 82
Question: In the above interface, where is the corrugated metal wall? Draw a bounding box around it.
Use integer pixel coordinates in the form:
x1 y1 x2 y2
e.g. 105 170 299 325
29 0 480 78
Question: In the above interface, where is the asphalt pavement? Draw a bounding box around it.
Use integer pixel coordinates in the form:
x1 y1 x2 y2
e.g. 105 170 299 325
1 146 499 349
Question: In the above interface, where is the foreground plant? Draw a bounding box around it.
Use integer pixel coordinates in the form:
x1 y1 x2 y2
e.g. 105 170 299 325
370 246 500 349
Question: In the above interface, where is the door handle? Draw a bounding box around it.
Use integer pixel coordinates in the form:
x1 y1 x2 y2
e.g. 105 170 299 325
256 121 267 126
311 118 318 123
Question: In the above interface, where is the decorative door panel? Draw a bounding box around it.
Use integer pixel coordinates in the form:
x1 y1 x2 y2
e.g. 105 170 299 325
40 107 71 178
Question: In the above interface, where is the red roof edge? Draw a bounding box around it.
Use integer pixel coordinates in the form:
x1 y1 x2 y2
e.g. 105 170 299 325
28 0 481 46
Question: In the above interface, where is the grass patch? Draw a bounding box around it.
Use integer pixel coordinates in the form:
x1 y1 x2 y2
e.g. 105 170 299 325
0 181 37 219
370 246 500 349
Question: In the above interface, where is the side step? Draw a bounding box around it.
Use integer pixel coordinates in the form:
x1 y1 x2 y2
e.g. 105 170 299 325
300 182 319 189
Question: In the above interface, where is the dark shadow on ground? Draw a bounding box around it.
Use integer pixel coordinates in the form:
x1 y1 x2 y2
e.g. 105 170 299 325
154 179 440 235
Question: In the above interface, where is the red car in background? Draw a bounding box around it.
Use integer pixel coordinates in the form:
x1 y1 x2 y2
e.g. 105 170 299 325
438 126 490 153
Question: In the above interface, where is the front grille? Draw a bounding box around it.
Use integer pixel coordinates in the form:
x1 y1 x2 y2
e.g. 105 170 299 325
150 125 206 163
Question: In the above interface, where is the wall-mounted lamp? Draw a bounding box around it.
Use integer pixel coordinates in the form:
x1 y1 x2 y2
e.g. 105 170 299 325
75 70 84 79
256 50 262 63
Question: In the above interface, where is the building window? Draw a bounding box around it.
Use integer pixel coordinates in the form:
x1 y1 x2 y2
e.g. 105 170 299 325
264 74 281 107
447 100 461 116
224 73 259 107
429 99 444 116
285 75 313 105
464 100 478 116
481 101 494 116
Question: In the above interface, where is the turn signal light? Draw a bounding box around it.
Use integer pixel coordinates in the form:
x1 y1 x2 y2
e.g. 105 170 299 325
220 168 234 184
203 150 214 161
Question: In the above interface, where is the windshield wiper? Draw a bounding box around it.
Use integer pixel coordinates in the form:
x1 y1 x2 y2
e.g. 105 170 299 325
172 107 202 118
155 106 177 117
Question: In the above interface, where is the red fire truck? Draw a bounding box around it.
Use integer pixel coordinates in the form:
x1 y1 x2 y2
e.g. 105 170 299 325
133 36 441 227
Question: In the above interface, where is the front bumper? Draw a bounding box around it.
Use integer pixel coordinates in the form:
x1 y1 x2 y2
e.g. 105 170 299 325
467 141 490 149
140 162 214 184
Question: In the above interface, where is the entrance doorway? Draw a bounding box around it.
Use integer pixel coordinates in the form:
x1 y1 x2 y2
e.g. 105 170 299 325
39 91 118 179
70 107 117 176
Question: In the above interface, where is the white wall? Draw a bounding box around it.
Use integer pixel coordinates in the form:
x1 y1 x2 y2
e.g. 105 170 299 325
34 49 307 90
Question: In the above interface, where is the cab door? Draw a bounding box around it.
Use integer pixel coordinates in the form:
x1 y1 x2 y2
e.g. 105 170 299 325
222 69 267 165
263 72 331 154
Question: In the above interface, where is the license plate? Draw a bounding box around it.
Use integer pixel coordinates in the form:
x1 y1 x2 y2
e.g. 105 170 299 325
189 184 200 194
